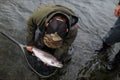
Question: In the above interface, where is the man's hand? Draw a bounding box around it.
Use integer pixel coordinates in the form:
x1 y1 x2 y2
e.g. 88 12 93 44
114 5 120 17
26 46 34 52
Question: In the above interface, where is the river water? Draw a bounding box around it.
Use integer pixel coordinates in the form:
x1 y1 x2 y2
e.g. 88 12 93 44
0 0 120 80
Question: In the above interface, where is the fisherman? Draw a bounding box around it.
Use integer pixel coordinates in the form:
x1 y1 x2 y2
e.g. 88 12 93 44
97 1 120 71
26 5 78 67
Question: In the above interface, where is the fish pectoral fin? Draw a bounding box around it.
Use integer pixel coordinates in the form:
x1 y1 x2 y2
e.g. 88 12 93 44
32 53 35 56
37 58 41 61
44 62 50 66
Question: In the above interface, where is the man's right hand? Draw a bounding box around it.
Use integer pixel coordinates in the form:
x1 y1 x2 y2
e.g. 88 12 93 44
26 46 34 52
114 5 120 17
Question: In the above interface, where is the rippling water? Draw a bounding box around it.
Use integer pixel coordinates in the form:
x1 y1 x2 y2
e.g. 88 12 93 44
0 0 120 80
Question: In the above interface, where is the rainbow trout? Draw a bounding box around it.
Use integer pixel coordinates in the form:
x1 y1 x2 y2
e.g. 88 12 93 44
32 47 63 68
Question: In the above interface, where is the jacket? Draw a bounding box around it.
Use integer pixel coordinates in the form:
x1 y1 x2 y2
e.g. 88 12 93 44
26 5 78 59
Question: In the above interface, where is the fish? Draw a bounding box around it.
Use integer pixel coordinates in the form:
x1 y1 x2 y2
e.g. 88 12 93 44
32 47 63 68
0 32 63 68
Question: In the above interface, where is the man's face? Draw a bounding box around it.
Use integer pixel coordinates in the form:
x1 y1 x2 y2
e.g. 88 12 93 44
45 18 68 38
44 16 68 48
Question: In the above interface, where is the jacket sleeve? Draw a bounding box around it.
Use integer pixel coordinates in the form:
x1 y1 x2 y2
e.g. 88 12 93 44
26 16 37 46
54 27 78 59
118 0 120 5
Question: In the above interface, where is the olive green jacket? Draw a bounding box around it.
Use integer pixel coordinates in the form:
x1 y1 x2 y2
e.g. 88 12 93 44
26 5 78 59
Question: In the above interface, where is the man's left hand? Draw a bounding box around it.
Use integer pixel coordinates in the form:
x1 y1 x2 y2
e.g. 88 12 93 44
26 46 34 52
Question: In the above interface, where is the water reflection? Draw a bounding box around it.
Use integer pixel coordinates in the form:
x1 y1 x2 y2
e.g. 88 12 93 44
77 53 120 80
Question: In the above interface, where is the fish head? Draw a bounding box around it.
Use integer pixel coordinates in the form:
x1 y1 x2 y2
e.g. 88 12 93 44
51 60 63 68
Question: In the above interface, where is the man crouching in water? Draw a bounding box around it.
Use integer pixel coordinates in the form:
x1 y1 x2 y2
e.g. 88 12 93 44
26 5 78 66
